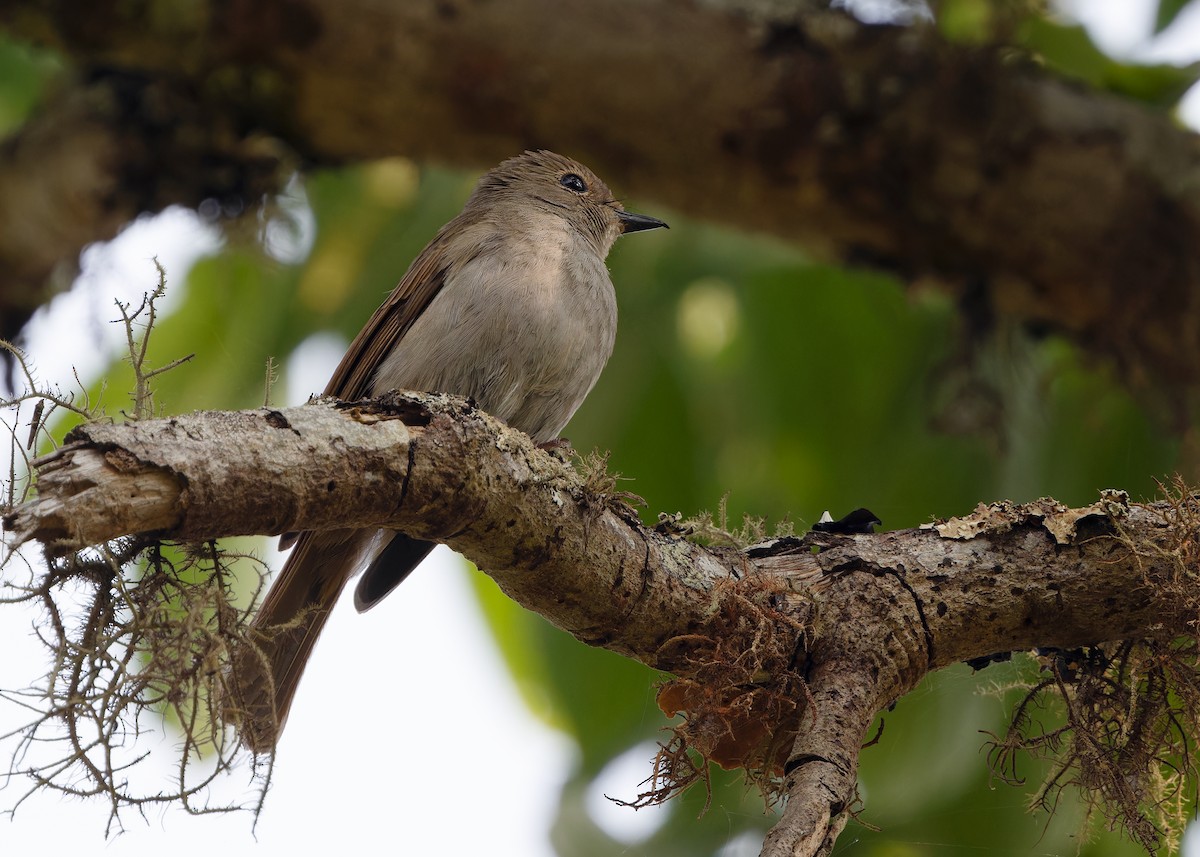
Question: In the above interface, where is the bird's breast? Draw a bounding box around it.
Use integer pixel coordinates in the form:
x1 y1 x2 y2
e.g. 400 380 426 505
372 224 618 443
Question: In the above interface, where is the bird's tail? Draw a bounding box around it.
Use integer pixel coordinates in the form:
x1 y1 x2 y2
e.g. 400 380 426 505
224 529 375 753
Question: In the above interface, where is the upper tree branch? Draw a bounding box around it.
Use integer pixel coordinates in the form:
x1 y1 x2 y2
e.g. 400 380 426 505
3 392 1193 856
0 69 283 342
2 1 1199 399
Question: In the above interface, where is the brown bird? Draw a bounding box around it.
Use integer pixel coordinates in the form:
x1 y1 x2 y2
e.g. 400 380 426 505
229 150 667 751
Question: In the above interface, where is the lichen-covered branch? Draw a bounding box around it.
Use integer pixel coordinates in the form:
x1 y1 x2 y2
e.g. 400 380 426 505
2 1 1200 399
4 392 1198 856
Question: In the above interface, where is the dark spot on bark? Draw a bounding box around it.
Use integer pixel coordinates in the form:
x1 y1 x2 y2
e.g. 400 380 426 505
103 447 143 473
966 651 1012 671
510 540 552 569
1010 586 1023 596
264 409 291 429
371 394 434 426
326 480 336 492
1074 514 1115 540
435 0 458 19
278 0 322 49
936 601 947 617
846 243 902 269
783 752 826 776
760 23 810 57
213 0 322 54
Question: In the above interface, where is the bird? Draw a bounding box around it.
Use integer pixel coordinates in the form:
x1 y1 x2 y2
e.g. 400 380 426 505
227 150 667 752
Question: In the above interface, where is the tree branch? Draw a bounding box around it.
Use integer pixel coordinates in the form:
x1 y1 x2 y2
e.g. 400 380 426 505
0 69 284 338
4 392 1194 856
2 1 1199 399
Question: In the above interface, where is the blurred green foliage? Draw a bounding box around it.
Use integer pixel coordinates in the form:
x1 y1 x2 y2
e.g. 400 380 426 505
1 5 1195 855
1017 16 1200 106
1155 0 1198 34
935 0 1200 108
0 38 58 135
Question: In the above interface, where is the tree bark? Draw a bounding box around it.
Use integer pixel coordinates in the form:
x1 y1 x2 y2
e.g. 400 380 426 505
2 1 1199 404
5 391 1191 857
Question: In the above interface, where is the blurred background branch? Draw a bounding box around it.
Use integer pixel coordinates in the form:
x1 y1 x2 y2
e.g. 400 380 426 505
2 0 1200 407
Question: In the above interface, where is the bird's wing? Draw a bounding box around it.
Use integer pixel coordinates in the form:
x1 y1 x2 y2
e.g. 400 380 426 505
323 217 470 400
274 216 473 552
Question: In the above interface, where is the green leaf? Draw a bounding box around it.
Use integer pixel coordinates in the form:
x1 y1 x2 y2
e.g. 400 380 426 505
936 0 996 44
1019 17 1200 107
1103 59 1200 107
1154 0 1195 34
0 36 61 135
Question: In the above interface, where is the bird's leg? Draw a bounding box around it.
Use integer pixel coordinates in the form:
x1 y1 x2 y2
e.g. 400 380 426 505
538 436 575 461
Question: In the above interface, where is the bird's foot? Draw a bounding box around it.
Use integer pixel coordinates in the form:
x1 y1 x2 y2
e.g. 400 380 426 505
538 436 575 461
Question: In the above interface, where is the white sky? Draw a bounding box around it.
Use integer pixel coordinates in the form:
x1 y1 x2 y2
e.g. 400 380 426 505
3 4 1200 855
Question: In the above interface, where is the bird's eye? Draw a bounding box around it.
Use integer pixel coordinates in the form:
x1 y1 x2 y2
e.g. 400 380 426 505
559 173 588 193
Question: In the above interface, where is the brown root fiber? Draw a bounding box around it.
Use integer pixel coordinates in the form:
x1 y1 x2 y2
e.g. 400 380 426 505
987 642 1198 853
0 537 272 833
625 576 808 810
987 478 1200 854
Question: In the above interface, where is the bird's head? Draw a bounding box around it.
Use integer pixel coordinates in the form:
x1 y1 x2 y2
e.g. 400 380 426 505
471 150 667 255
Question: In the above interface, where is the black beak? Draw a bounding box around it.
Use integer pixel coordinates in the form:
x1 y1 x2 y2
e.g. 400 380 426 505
617 209 669 234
